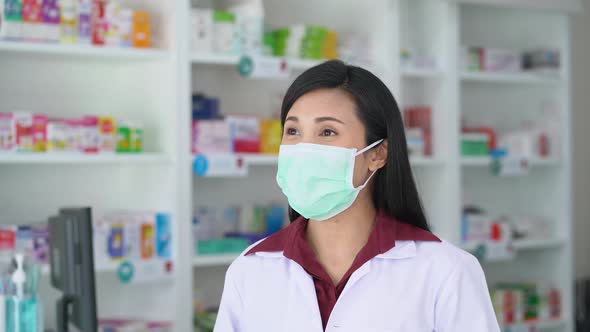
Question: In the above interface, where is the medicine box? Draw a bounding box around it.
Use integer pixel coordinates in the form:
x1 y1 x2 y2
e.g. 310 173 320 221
31 114 47 152
41 0 59 42
1 0 23 40
461 133 490 156
0 113 16 152
212 10 236 54
192 119 232 154
14 112 34 152
81 116 100 154
190 8 213 53
227 115 260 153
98 116 116 153
132 11 150 48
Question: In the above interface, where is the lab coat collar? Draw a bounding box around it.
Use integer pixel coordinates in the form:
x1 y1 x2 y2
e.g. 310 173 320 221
246 211 439 260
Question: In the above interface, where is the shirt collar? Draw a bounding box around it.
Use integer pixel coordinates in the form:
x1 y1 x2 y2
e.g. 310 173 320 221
245 211 440 260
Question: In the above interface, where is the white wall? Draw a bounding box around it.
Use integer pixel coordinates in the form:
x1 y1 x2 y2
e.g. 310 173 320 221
571 4 590 279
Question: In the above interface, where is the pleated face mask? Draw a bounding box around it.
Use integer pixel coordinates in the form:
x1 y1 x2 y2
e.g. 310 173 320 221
276 139 383 221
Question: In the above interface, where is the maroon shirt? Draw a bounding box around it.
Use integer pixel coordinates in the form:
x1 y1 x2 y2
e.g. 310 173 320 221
246 211 441 330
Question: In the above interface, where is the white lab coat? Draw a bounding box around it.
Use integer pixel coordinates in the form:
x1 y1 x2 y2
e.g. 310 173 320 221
214 240 500 332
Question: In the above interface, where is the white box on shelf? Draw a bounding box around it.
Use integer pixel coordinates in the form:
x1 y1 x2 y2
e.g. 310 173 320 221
190 8 213 53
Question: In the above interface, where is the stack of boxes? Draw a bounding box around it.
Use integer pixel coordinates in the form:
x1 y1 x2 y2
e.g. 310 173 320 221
404 106 432 156
0 0 152 48
0 112 143 154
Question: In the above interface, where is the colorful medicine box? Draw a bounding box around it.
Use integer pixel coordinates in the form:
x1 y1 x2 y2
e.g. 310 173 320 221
14 112 34 152
259 119 281 154
1 0 23 40
31 114 47 152
22 0 42 40
116 121 131 152
47 119 68 152
132 11 150 48
0 113 16 152
91 0 107 45
40 0 59 41
98 116 116 153
78 0 92 43
80 116 100 153
227 115 260 153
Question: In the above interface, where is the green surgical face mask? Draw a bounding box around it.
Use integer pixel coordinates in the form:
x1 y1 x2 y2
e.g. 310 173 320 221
276 139 384 221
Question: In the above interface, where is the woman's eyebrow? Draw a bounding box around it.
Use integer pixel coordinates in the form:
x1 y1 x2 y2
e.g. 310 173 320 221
315 116 344 124
285 116 298 122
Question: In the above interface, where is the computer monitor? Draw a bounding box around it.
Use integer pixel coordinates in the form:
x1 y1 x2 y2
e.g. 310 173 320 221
49 207 98 332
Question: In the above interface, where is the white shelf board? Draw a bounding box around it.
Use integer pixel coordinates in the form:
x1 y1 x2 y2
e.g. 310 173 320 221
461 156 561 167
462 237 565 252
461 71 562 85
193 254 240 267
401 67 444 78
0 153 172 165
0 41 169 60
501 318 567 330
191 53 323 70
41 263 118 276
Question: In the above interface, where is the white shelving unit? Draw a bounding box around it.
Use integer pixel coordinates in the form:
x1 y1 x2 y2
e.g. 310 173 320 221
0 0 578 330
0 0 187 328
186 1 577 331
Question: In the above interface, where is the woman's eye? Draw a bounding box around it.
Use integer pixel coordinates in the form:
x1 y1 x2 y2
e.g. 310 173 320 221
321 129 337 137
285 128 299 136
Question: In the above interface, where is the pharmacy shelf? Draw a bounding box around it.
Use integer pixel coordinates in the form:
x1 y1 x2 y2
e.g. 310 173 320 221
193 153 442 168
0 41 169 60
193 254 239 268
501 318 567 330
401 67 444 78
460 71 561 85
461 156 561 167
462 237 565 253
190 53 323 70
0 153 173 165
41 262 118 276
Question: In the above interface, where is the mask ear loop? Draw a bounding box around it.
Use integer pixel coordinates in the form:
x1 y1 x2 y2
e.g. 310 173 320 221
353 138 385 190
355 138 385 156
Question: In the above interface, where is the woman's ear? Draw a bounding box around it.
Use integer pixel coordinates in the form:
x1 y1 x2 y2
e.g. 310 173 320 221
368 140 388 172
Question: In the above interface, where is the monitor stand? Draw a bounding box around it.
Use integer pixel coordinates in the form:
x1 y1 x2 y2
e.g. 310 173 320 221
56 296 73 332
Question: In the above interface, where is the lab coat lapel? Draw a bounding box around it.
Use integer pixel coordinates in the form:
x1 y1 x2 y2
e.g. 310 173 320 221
287 262 324 331
338 260 372 300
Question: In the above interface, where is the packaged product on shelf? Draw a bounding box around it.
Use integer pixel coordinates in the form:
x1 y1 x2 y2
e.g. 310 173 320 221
98 116 116 153
140 217 154 259
0 0 23 40
190 8 213 53
212 10 236 54
0 112 16 152
461 133 490 156
14 111 34 152
91 0 106 45
116 120 131 152
22 0 42 40
64 118 82 152
192 119 232 154
31 225 49 264
192 94 220 120
404 106 432 155
131 11 150 48
40 0 59 42
227 114 260 153
80 115 99 153
130 121 143 153
117 8 132 47
523 49 560 73
155 212 171 259
510 215 553 241
104 0 120 46
405 128 424 157
259 118 281 154
31 113 47 152
0 227 16 261
229 0 264 55
464 47 522 73
15 225 33 257
59 0 77 43
400 48 437 70
47 119 68 152
77 0 92 43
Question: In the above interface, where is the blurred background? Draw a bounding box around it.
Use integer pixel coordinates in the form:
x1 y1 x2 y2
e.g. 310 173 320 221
0 0 588 331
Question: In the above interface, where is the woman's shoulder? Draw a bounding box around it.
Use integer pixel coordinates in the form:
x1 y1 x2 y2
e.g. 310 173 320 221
412 239 484 278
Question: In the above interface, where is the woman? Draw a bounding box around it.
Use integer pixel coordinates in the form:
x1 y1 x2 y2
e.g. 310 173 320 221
214 60 499 332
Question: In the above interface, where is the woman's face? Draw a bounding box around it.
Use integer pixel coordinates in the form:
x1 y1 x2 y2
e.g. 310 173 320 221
282 88 386 188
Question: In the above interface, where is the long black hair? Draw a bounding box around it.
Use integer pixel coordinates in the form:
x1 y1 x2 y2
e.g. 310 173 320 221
281 60 430 231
